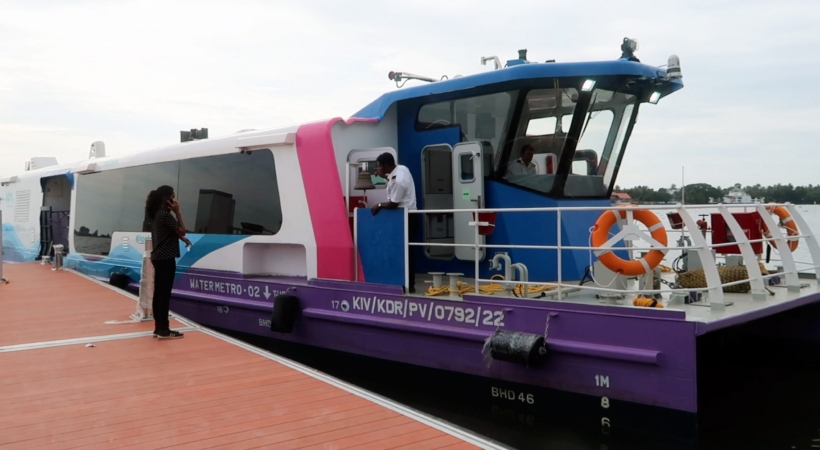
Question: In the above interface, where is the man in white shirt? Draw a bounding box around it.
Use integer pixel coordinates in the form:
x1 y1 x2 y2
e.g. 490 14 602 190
507 144 537 177
371 152 418 293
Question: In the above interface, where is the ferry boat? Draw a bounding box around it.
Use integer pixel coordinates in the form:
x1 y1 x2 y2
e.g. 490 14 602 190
713 187 765 204
3 39 819 436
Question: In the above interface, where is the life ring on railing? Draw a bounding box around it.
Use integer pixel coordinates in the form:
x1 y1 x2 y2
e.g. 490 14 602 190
591 205 668 276
761 205 799 252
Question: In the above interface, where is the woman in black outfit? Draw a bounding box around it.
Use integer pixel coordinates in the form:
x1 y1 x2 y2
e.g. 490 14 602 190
144 185 191 339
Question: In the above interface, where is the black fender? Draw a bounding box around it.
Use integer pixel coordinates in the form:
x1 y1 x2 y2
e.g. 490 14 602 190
270 294 300 333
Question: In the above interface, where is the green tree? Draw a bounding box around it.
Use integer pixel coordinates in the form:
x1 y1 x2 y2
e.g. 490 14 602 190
681 183 722 205
618 182 820 204
656 188 672 203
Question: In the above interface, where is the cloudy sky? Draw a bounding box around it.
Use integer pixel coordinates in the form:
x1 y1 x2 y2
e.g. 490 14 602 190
1 0 818 189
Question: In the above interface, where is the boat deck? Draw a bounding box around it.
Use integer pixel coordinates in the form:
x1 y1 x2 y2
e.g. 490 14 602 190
407 270 820 331
0 263 501 450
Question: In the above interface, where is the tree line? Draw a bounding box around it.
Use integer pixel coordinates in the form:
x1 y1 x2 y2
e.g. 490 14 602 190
614 183 820 205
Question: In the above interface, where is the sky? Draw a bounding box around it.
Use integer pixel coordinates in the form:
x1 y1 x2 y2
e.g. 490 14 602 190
1 0 819 189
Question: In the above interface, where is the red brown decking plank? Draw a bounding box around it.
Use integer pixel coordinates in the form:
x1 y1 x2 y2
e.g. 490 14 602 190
56 392 360 450
21 386 352 450
0 264 489 449
348 427 449 449
350 428 458 449
4 362 306 414
0 263 182 346
58 401 379 450
189 410 410 450
269 415 429 449
3 359 293 406
388 434 471 450
0 337 357 445
296 421 431 449
440 443 488 449
114 405 386 450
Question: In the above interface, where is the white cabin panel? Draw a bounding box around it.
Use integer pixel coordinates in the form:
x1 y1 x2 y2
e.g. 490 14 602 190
332 104 399 192
191 142 318 278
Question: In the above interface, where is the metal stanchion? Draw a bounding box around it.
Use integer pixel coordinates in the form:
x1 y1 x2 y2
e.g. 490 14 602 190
131 237 154 322
0 210 7 284
52 244 64 270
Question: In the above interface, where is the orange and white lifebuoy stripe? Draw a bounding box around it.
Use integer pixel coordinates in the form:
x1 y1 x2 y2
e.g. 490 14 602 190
762 204 799 252
591 205 668 276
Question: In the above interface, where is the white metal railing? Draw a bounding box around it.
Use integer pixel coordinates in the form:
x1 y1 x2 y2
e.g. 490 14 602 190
354 202 820 312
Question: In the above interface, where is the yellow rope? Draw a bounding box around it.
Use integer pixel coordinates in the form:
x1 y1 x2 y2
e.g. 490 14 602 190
424 274 558 297
633 296 664 308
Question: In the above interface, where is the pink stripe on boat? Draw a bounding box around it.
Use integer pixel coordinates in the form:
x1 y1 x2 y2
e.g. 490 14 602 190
295 119 369 281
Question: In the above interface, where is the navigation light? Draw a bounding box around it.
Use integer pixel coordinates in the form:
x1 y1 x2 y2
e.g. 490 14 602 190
620 37 640 62
667 55 682 79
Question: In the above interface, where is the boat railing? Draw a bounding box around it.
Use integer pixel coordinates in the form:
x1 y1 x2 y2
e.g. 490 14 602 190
401 203 820 311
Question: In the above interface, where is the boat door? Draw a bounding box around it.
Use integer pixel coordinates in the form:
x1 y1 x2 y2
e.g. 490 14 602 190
40 174 72 258
452 141 485 261
421 144 454 259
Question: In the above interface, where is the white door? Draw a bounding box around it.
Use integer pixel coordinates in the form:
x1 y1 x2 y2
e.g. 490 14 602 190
452 141 485 261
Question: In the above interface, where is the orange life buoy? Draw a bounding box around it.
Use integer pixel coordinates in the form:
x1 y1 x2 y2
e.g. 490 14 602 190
761 205 798 252
591 205 668 276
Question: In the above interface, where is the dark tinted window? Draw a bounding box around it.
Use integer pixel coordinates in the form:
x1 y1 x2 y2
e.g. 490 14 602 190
459 154 474 182
177 150 282 235
416 91 515 158
74 162 179 255
74 149 282 255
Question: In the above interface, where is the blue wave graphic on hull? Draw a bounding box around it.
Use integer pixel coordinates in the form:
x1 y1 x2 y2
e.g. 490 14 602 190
1 225 38 262
66 234 246 282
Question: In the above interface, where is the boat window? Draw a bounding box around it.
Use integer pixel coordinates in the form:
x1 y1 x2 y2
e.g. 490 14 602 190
564 90 635 197
416 91 516 158
178 150 282 235
525 116 569 136
358 160 387 186
502 88 579 193
74 149 283 255
74 161 179 255
459 154 475 182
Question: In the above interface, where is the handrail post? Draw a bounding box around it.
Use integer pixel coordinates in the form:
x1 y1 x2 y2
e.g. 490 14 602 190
624 208 635 263
756 204 800 291
784 204 820 280
556 209 562 301
404 208 409 293
718 205 766 301
354 208 359 282
676 204 725 309
474 207 480 294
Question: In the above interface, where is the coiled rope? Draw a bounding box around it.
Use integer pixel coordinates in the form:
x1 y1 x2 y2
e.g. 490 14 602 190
424 274 557 297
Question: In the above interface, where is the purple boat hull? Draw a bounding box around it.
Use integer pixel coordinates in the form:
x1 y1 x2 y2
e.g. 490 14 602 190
170 269 700 413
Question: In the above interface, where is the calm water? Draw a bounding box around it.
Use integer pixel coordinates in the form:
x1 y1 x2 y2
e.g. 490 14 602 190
229 205 820 450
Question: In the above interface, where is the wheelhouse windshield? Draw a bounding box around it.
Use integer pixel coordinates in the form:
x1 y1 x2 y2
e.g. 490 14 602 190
502 88 579 194
501 86 636 198
566 89 636 197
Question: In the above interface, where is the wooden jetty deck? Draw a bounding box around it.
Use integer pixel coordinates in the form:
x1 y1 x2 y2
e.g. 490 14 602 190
0 263 505 449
